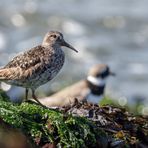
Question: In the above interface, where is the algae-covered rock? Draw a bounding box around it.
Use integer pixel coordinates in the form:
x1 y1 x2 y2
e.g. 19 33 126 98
0 90 147 147
0 96 107 147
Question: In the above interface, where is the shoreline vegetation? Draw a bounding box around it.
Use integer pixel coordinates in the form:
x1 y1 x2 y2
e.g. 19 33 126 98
0 90 148 147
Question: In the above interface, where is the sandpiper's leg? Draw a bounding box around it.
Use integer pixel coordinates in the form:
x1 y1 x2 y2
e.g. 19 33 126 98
25 88 29 101
31 89 44 106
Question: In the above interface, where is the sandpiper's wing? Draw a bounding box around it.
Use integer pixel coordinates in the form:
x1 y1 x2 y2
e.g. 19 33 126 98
4 45 46 69
0 45 51 80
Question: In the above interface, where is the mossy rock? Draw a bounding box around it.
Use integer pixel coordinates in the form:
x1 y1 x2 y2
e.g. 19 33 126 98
0 90 147 147
0 97 107 147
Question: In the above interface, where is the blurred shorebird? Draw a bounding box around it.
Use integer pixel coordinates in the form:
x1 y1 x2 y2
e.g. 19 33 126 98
0 31 78 105
40 64 115 107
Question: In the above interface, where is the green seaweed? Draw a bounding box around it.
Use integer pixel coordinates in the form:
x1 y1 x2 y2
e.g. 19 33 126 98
0 90 147 147
0 90 107 147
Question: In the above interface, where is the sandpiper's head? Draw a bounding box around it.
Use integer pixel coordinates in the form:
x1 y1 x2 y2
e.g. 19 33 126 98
42 31 78 52
87 64 115 86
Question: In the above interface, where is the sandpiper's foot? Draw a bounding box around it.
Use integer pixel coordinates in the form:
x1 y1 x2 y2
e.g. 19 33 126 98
24 98 45 108
24 99 37 104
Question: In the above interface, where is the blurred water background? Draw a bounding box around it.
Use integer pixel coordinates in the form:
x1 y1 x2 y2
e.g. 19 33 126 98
0 0 148 114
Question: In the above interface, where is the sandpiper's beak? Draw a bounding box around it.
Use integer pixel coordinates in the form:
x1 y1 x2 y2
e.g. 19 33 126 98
62 40 78 53
109 71 116 76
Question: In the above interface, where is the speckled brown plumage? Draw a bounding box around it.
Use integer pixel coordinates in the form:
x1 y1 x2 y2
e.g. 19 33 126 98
0 31 78 105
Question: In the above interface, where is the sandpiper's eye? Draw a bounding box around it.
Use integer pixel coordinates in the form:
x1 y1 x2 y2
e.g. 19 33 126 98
50 35 57 38
58 36 62 40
